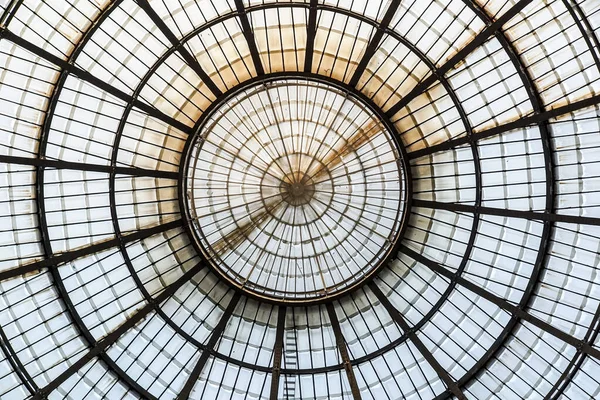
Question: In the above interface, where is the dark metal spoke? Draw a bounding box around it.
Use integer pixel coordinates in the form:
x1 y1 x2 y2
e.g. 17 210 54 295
408 93 600 160
424 3 558 398
0 219 183 282
0 27 192 134
386 0 533 117
234 0 265 76
325 303 362 400
398 245 600 361
545 304 600 399
134 0 222 97
368 282 466 400
304 0 319 72
348 0 401 87
177 292 242 400
0 0 23 26
413 199 600 226
32 262 203 399
269 306 287 400
0 328 37 395
538 6 600 389
0 154 179 179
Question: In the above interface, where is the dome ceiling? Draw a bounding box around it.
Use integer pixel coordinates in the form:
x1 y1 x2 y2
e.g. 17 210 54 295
0 0 600 399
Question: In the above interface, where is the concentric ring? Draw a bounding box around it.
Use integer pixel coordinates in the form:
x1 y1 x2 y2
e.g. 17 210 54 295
3 1 600 399
184 77 407 302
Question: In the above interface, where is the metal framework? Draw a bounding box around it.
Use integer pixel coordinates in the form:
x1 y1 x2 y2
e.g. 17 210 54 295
304 0 319 73
32 263 204 399
325 303 362 400
0 27 192 134
385 0 533 117
408 93 600 160
234 0 265 76
1 0 600 399
348 0 401 87
269 306 287 400
0 154 179 178
368 282 466 399
0 219 182 281
134 0 222 97
177 292 242 399
398 244 600 361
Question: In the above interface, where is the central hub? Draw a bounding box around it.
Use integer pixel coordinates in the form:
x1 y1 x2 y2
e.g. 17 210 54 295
280 176 315 206
291 183 304 196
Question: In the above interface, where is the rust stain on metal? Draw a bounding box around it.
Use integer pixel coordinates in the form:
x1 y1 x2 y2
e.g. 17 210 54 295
210 196 283 255
473 112 527 134
548 92 599 121
312 118 384 179
22 269 42 278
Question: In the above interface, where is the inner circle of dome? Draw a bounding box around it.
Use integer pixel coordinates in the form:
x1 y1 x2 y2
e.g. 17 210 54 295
184 77 407 302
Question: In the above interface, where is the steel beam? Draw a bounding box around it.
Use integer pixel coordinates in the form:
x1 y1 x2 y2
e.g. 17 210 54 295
368 282 466 399
304 0 319 72
32 262 203 399
564 0 600 75
542 2 600 396
0 6 50 393
325 303 362 400
0 154 179 179
20 2 163 398
0 219 183 282
234 0 265 75
269 306 287 394
423 3 557 398
269 306 287 400
413 199 600 226
545 304 600 399
0 27 192 134
177 292 242 399
0 0 22 27
408 93 600 160
134 0 222 97
0 328 37 395
348 0 401 87
386 0 532 117
398 245 600 361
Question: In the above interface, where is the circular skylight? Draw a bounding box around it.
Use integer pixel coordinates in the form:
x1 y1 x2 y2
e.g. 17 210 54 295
1 0 600 399
185 77 406 302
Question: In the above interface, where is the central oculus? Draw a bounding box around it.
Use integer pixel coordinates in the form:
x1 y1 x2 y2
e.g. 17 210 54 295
184 77 407 303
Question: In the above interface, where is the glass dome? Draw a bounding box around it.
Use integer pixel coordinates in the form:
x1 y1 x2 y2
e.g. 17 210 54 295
184 76 407 302
0 0 600 399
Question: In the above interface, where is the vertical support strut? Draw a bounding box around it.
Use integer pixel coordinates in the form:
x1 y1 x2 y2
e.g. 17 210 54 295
269 306 287 400
368 282 466 399
348 0 401 87
304 0 319 72
325 303 362 400
32 263 203 399
234 0 265 76
177 292 242 399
